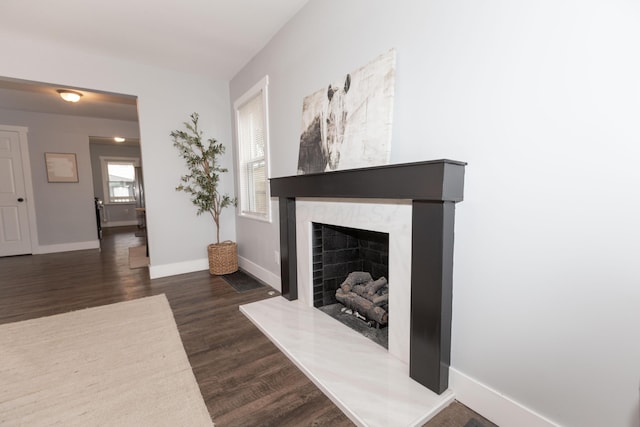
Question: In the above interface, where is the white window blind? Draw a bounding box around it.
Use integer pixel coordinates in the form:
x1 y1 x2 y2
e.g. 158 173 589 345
100 157 140 204
235 76 270 221
107 162 136 202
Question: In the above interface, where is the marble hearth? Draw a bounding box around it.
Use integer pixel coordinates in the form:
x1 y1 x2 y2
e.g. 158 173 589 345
241 160 465 426
240 298 455 426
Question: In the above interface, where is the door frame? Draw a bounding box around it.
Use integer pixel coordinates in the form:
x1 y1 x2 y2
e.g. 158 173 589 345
0 124 39 254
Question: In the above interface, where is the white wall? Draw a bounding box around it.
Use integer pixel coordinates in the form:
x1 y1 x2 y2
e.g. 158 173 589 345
230 1 640 426
0 109 139 249
0 30 235 276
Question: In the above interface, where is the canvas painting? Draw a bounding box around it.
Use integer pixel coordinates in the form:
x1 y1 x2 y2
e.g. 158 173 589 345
297 49 396 174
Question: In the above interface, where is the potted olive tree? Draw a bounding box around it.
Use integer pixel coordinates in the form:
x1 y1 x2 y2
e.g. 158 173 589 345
171 112 238 275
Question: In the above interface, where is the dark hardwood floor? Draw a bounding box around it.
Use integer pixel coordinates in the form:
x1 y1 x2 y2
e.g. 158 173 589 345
0 227 495 427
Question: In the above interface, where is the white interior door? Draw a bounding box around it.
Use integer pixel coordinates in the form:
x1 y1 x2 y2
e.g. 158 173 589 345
0 129 32 256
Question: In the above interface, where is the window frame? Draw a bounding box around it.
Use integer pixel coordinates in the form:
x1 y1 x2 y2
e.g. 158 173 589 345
233 75 271 223
100 156 140 204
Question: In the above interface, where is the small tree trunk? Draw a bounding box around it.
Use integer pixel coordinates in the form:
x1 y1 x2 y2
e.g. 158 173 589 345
212 211 220 244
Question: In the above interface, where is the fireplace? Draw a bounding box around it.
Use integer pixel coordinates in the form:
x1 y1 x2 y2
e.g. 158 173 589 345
313 223 390 348
271 159 466 395
313 223 389 308
294 198 414 369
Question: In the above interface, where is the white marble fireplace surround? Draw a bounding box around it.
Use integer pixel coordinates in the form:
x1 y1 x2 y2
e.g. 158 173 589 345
240 198 454 426
298 198 412 363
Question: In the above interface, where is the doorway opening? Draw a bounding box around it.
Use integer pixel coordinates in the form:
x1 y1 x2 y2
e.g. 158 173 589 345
0 76 143 260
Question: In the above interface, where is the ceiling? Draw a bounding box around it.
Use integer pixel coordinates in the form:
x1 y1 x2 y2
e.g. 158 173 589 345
0 0 310 122
0 78 140 122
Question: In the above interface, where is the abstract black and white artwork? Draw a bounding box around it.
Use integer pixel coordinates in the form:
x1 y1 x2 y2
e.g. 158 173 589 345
297 49 396 174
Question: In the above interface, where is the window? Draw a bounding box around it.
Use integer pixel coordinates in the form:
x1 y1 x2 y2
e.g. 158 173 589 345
100 157 140 203
234 76 271 221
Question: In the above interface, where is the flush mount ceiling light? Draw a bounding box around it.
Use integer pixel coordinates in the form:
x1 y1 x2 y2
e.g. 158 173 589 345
56 89 83 103
114 137 126 143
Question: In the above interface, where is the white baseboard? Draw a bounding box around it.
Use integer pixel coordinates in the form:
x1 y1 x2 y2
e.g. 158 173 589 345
238 256 281 291
35 240 100 254
102 220 138 228
450 368 559 427
149 258 208 279
148 255 282 287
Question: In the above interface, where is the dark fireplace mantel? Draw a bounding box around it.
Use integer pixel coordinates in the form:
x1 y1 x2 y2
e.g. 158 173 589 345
271 159 465 200
270 159 466 395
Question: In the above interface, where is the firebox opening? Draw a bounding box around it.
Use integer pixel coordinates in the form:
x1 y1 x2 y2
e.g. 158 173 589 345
312 222 389 349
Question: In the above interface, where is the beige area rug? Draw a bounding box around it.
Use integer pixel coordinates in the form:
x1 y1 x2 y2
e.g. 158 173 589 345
0 295 213 426
129 245 149 269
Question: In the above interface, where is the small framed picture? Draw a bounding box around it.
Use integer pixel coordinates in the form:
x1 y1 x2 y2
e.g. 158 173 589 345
45 152 79 183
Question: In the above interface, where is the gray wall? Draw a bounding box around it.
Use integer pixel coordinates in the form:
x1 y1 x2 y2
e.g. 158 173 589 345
0 108 139 249
230 1 640 426
89 142 142 226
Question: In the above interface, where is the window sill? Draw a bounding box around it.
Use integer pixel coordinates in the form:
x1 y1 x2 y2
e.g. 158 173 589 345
238 212 271 224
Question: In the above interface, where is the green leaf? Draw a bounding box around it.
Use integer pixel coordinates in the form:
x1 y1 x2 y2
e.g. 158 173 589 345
171 112 235 243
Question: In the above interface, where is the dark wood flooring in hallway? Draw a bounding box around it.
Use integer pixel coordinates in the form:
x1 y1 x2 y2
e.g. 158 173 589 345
0 226 494 427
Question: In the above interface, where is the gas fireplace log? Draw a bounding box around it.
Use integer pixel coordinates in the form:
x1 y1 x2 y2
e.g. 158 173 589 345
366 277 388 296
372 293 388 306
335 289 388 325
350 281 389 303
352 284 368 296
340 271 373 293
353 284 389 304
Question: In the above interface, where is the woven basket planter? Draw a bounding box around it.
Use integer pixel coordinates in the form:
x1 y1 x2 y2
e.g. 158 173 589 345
207 241 238 275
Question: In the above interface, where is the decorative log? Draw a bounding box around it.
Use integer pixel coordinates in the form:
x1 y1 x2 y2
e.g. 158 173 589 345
350 282 388 302
352 284 368 296
372 293 388 306
366 277 387 296
340 271 372 293
335 289 388 325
